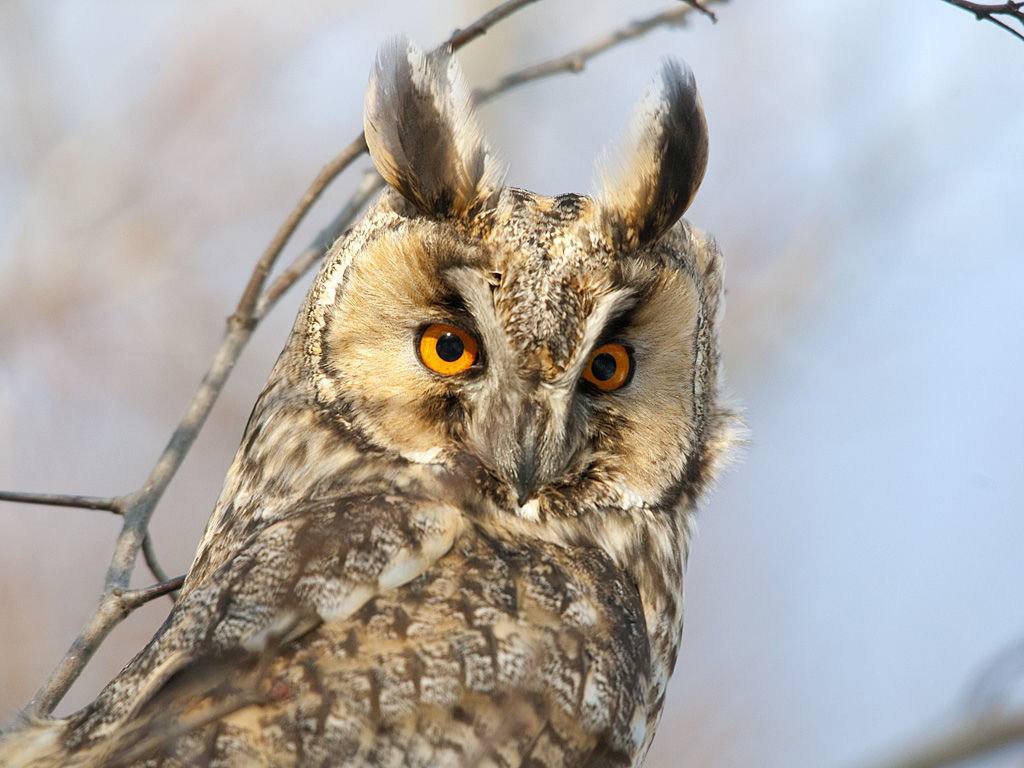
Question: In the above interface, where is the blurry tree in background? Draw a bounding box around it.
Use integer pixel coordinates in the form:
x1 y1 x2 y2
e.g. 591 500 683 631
1 1 1023 767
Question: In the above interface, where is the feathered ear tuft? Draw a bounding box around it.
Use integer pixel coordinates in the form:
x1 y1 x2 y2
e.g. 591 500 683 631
595 60 709 250
364 37 505 219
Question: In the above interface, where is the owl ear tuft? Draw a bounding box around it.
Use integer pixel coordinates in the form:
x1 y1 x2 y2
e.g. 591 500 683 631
595 60 709 250
364 37 505 220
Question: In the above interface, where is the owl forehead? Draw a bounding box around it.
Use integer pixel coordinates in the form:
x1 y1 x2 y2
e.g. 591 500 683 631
483 190 617 375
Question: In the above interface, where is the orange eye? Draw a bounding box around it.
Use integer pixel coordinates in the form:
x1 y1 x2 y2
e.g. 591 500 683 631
419 323 479 375
582 343 632 391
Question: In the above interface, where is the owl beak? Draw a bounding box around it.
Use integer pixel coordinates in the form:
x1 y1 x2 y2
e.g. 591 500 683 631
510 400 549 506
514 446 540 507
481 396 562 508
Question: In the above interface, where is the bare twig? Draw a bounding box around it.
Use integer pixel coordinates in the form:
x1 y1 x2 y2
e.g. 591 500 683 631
21 573 187 719
855 709 1024 768
141 534 173 593
473 3 718 104
0 491 172 597
5 1 719 722
0 490 124 514
447 0 541 49
941 0 1024 42
118 576 186 612
679 0 719 23
0 490 171 591
231 136 370 326
253 170 385 320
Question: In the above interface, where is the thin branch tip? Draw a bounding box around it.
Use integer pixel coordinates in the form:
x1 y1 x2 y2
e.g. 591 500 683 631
855 708 1024 768
0 490 125 514
121 576 186 611
942 0 1024 41
471 3 723 105
682 0 719 22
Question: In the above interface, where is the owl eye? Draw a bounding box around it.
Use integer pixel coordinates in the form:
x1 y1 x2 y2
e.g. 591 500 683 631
582 344 633 391
419 323 479 375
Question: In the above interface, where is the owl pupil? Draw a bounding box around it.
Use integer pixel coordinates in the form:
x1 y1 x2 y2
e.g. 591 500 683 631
591 353 617 381
436 333 465 362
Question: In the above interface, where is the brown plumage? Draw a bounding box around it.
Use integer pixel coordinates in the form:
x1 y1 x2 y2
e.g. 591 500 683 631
0 37 735 768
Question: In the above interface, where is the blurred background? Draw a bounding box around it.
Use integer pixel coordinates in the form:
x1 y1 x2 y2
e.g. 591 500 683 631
1 1 1022 766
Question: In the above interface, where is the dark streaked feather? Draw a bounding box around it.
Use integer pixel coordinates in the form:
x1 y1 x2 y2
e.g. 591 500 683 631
596 60 709 250
364 37 504 219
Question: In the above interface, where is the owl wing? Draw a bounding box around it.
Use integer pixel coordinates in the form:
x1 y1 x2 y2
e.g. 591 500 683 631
46 504 650 768
48 492 465 763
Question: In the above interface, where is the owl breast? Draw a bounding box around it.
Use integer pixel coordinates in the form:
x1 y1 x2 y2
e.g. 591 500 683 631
194 528 653 768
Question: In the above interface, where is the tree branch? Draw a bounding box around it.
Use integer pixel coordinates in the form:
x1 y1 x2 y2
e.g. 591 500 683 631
141 534 174 596
941 0 1024 42
0 490 124 514
447 0 542 49
118 576 186 612
253 170 384 321
678 0 719 23
472 3 717 104
0 492 172 598
855 709 1024 768
230 136 370 327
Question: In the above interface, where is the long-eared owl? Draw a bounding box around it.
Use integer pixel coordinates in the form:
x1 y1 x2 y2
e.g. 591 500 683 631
1 36 735 768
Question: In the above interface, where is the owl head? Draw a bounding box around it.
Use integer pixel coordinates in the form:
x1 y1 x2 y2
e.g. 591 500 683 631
248 37 731 540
